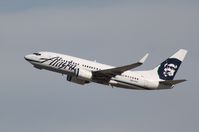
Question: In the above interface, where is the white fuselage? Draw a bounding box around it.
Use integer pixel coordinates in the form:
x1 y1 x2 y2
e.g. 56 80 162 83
24 52 171 90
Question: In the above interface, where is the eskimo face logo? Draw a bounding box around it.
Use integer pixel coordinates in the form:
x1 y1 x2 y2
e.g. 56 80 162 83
163 63 178 77
158 58 181 80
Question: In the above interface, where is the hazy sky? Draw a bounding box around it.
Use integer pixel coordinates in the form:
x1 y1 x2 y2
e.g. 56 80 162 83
0 1 198 132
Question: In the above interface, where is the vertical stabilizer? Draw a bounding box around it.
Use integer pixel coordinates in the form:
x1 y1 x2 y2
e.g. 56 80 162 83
152 49 187 80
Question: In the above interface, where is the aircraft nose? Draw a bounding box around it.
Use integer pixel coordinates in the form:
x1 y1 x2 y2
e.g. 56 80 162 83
24 54 32 61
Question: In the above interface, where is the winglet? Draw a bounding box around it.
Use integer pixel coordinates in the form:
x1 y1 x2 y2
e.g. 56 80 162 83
139 53 149 64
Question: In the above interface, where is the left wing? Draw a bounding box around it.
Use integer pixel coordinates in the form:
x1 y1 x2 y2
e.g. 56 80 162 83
92 53 149 83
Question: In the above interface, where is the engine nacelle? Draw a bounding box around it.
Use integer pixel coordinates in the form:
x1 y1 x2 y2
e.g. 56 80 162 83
75 68 92 81
67 75 90 85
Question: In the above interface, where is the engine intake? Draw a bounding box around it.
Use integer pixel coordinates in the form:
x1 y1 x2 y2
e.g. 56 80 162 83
75 68 92 81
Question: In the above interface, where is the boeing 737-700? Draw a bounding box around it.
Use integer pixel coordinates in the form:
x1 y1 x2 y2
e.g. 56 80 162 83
24 49 187 90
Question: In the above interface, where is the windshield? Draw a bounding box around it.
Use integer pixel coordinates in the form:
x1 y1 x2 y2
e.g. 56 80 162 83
33 53 41 56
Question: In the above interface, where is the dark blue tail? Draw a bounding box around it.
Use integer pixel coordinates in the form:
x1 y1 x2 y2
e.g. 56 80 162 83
153 49 187 80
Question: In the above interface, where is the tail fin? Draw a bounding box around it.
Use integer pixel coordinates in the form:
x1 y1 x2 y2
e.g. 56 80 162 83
153 49 187 80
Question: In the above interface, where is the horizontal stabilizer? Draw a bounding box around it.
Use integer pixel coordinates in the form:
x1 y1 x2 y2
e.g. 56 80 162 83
160 79 186 85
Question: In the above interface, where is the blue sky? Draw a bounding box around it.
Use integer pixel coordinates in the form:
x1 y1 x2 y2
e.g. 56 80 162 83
1 0 199 12
1 0 115 12
0 1 199 132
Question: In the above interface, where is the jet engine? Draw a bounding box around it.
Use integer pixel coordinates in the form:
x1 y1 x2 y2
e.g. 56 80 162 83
74 68 92 81
66 69 92 85
67 75 90 85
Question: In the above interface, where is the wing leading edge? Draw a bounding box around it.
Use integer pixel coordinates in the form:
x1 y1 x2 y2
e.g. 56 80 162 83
92 53 149 82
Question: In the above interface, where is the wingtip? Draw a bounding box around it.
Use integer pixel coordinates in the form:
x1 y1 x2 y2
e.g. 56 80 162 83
139 53 149 63
182 79 187 82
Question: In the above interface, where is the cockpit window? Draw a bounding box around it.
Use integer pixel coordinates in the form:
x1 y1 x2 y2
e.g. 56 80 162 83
33 53 41 56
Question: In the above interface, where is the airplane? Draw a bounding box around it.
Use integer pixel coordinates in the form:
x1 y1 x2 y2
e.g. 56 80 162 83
24 49 187 90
